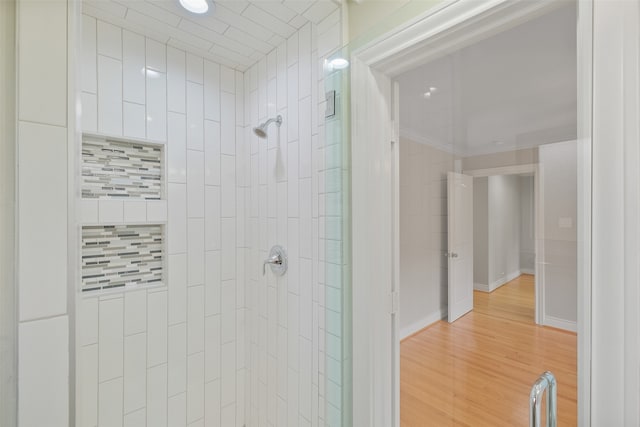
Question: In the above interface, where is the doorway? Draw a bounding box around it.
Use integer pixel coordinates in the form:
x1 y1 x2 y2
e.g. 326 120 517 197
350 0 640 425
350 0 585 425
394 6 579 422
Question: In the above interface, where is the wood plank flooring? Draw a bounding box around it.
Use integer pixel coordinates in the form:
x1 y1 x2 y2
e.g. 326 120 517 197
400 275 577 427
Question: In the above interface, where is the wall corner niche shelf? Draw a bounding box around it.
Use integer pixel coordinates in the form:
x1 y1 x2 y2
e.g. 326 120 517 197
80 133 167 295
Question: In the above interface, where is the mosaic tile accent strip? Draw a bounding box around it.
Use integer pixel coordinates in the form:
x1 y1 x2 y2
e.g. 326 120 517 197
82 225 163 292
82 136 163 199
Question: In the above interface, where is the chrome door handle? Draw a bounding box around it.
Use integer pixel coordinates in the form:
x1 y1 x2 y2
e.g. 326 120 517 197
445 252 458 258
263 245 288 276
529 371 557 427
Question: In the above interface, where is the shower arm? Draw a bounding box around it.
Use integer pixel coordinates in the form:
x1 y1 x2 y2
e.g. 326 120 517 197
263 115 282 128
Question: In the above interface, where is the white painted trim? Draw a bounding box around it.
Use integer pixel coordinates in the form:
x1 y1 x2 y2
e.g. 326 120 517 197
534 162 544 327
487 270 522 293
391 80 401 427
543 315 577 333
520 268 535 275
575 2 592 425
399 309 446 340
351 57 394 427
463 163 536 178
356 0 564 77
474 282 490 292
475 270 534 293
68 0 81 423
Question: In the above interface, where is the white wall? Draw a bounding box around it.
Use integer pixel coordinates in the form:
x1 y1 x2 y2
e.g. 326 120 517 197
539 140 577 327
488 175 521 288
16 0 73 425
519 176 535 272
79 16 246 426
473 177 489 286
473 174 524 291
398 138 453 338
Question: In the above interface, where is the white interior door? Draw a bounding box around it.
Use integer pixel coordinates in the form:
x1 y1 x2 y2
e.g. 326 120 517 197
447 172 474 322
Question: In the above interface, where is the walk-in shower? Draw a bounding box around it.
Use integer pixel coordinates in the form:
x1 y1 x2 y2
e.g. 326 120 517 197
253 115 282 138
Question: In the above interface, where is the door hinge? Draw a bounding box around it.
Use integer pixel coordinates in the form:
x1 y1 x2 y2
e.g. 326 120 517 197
390 290 399 314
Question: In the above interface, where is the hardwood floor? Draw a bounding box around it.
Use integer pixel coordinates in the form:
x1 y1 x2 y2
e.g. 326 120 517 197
400 275 577 427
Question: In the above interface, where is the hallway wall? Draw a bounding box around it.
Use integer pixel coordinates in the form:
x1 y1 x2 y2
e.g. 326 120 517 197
519 176 535 272
539 140 577 328
487 175 522 288
398 137 454 338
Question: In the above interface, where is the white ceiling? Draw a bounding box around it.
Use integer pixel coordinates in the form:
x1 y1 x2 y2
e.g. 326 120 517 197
82 0 340 71
396 5 577 157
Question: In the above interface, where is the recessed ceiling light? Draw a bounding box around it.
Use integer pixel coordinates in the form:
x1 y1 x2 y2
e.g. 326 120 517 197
493 140 504 145
423 92 432 99
328 58 350 70
179 0 209 14
429 86 438 93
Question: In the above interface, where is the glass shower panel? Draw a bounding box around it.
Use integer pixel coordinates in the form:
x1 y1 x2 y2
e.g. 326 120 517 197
323 48 352 427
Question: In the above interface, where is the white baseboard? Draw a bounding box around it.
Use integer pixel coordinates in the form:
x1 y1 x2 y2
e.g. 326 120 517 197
487 270 522 292
474 282 490 292
400 309 447 340
544 315 577 332
520 268 535 275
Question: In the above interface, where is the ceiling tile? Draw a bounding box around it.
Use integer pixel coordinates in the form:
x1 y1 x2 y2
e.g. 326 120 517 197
85 0 128 19
282 0 314 15
149 0 230 33
116 0 181 26
288 14 307 29
126 9 213 51
83 0 341 73
302 0 338 24
216 0 250 15
177 19 251 57
242 4 296 38
214 3 275 41
224 26 274 55
252 1 298 23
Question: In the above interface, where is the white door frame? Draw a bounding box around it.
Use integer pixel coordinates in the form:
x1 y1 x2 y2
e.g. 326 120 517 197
463 163 543 326
351 0 596 425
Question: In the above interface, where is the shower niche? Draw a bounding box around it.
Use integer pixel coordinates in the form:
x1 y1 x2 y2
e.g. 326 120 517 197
80 134 167 293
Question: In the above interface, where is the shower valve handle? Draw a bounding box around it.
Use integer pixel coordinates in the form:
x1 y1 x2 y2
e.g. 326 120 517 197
263 254 282 275
262 245 288 276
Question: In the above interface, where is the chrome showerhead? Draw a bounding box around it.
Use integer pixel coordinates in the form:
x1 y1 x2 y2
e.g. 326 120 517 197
253 115 282 139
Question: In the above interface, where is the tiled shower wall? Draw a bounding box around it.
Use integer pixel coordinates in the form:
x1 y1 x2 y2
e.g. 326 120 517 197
78 8 343 427
79 15 246 426
243 15 340 426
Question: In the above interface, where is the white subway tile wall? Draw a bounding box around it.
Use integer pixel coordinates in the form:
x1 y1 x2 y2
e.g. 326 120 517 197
79 10 342 427
17 1 71 424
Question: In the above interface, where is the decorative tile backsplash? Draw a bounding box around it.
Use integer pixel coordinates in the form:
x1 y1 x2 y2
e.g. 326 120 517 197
82 136 163 199
81 225 163 292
